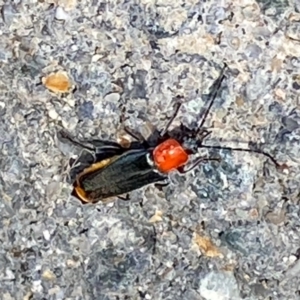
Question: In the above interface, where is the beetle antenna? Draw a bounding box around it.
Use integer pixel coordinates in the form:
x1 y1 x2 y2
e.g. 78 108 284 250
160 99 182 137
197 63 227 133
194 64 286 170
199 144 283 169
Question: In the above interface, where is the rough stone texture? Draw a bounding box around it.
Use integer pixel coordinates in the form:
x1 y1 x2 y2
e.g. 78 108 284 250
0 0 299 299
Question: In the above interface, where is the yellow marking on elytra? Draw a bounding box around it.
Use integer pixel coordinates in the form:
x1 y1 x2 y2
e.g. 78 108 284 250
74 156 118 203
74 185 90 203
78 158 113 178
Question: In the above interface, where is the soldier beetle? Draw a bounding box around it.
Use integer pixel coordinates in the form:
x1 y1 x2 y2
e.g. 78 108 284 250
60 63 286 204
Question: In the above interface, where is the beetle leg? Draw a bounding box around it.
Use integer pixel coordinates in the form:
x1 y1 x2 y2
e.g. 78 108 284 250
160 98 183 137
197 130 212 143
150 225 157 255
178 157 221 174
58 130 124 153
120 104 151 148
117 194 131 201
58 130 95 151
196 63 227 132
123 126 144 142
123 126 151 148
154 181 170 191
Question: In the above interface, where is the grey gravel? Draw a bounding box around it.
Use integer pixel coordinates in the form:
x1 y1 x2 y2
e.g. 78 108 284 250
0 0 300 299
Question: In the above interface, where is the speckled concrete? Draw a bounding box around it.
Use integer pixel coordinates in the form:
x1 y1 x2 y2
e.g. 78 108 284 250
1 0 300 299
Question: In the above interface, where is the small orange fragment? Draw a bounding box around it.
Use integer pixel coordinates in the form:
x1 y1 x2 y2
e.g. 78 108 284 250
42 71 72 93
192 233 223 258
149 210 163 223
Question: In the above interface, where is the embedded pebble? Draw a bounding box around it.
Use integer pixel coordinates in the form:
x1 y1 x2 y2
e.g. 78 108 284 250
55 6 69 21
104 92 120 103
48 108 59 120
199 271 241 300
1 4 17 26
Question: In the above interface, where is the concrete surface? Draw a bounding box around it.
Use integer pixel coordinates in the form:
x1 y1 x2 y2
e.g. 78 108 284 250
0 0 300 299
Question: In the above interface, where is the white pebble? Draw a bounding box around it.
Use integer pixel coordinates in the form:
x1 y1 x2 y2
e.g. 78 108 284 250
104 93 120 102
55 6 69 21
48 108 59 120
43 230 50 241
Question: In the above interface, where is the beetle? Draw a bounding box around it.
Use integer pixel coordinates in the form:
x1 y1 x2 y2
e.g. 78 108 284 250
60 63 285 204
